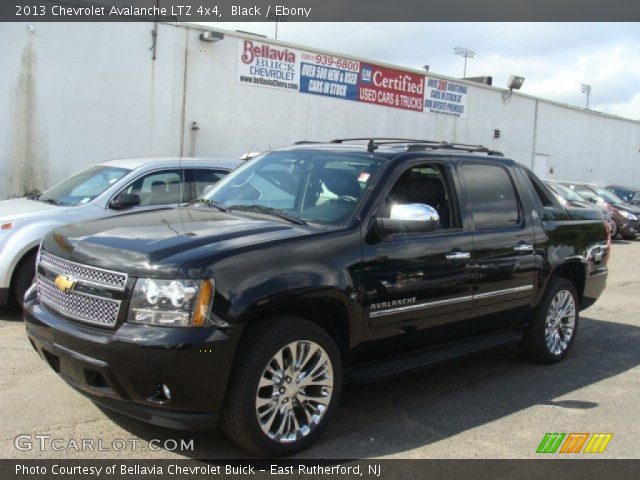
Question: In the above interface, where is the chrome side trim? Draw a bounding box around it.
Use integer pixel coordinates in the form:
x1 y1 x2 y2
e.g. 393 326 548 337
370 294 473 318
474 285 533 300
369 285 534 318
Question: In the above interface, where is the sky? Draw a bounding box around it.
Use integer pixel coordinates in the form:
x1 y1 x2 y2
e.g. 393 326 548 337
203 22 640 120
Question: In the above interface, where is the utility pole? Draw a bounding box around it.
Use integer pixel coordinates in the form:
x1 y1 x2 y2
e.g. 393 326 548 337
454 47 476 78
581 84 592 110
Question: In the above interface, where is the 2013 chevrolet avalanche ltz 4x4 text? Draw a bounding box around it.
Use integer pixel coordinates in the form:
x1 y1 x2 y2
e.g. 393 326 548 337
24 139 610 455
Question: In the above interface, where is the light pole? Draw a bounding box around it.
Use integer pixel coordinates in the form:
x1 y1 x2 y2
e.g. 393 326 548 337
454 47 476 78
581 84 592 110
267 13 288 40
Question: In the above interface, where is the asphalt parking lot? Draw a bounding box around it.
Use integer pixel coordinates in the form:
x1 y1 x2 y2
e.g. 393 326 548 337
1 239 639 459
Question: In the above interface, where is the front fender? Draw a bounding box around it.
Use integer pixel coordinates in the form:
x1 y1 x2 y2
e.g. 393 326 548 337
0 221 60 288
0 206 109 288
179 229 364 344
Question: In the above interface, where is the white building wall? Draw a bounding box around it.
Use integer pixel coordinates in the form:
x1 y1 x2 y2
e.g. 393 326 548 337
0 22 186 197
1 22 639 198
534 102 640 184
183 30 539 169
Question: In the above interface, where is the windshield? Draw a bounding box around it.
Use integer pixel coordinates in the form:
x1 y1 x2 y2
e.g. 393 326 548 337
547 182 587 203
595 187 625 205
610 187 638 204
202 150 385 225
38 165 130 206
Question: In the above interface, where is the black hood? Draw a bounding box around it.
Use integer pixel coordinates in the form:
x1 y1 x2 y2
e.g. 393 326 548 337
42 207 314 277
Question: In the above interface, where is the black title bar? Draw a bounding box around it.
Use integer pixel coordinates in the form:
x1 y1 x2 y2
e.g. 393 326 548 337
2 0 640 22
3 459 640 480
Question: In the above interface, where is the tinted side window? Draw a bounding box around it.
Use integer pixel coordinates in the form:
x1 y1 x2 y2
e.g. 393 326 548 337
525 171 553 207
122 170 185 206
462 164 520 230
382 164 458 229
192 169 227 198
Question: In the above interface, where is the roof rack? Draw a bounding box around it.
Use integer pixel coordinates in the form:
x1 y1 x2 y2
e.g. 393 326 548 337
328 137 503 156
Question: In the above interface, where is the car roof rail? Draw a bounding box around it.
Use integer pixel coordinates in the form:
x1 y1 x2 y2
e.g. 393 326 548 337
329 138 504 156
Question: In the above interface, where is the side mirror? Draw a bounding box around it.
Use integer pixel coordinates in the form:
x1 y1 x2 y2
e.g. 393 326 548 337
376 204 440 234
587 197 598 204
110 192 141 210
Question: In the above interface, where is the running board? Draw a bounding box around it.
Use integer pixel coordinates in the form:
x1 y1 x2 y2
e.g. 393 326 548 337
345 330 523 383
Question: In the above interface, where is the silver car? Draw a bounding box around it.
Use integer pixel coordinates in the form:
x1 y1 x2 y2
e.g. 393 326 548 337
0 157 241 307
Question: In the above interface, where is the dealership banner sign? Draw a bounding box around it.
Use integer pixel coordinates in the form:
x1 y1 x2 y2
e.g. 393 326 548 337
237 38 469 117
359 64 424 112
299 52 360 101
424 77 469 118
237 39 300 91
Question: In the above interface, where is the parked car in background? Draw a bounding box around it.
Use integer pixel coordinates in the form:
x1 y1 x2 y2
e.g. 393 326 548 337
544 180 613 231
560 182 640 240
0 157 241 307
606 185 640 207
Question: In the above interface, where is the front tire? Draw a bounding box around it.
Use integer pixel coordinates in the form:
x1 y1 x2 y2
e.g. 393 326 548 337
522 277 579 364
220 316 342 456
12 251 37 308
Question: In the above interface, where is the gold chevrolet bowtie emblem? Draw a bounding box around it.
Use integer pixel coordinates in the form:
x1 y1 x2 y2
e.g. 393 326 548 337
54 275 76 293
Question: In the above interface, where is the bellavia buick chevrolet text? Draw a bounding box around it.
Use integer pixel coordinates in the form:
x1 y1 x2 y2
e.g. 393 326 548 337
24 140 609 455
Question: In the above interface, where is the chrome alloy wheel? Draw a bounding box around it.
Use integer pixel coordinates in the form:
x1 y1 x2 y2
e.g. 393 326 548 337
545 289 576 355
255 341 334 443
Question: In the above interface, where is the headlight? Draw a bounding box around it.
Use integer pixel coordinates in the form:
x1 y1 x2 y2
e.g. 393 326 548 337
619 210 638 221
128 278 214 327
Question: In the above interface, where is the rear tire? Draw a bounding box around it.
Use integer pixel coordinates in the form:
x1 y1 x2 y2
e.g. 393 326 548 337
622 233 637 240
12 251 37 308
522 277 579 364
220 316 342 456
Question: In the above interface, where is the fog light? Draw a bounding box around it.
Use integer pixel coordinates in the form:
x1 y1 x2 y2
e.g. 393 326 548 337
148 383 171 404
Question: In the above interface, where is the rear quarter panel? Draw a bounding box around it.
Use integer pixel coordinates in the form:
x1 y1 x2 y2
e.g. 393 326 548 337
533 211 609 308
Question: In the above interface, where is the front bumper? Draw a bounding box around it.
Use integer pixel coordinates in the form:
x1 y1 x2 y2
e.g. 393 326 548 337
24 298 242 430
618 218 639 238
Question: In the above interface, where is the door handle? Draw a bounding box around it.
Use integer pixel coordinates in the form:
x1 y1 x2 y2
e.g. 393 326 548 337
446 251 471 260
514 243 534 252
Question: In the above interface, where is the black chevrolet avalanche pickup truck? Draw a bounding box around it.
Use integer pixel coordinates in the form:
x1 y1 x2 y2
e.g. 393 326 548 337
24 139 610 455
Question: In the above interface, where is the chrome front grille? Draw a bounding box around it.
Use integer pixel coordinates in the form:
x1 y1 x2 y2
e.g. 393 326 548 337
39 251 128 291
37 275 120 327
36 252 127 327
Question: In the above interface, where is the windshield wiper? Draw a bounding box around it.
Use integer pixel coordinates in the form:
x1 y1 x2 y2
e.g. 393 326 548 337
229 205 308 226
38 197 60 206
190 199 229 212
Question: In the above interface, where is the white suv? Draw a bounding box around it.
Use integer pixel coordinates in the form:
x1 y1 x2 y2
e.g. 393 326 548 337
0 157 241 307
